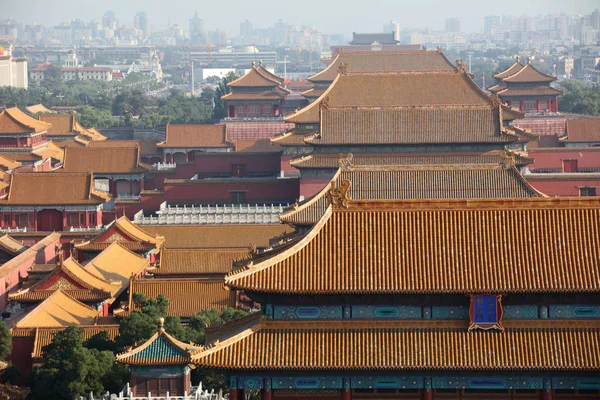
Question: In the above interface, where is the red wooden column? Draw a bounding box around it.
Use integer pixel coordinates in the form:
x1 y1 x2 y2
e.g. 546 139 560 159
261 388 272 400
519 101 524 111
542 378 552 400
555 97 559 112
341 377 351 400
423 378 433 400
536 100 540 112
230 389 239 400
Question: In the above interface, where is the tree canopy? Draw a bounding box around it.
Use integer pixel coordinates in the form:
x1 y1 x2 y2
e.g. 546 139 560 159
30 326 129 400
558 80 600 116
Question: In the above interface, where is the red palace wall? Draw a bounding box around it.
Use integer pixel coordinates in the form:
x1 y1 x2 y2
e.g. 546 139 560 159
528 148 600 171
280 155 298 174
526 177 600 196
146 154 282 190
161 180 300 204
8 336 34 376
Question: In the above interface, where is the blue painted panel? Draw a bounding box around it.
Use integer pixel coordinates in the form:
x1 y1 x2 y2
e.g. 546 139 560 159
503 305 538 319
272 306 343 320
272 377 342 389
351 376 423 389
553 377 600 389
431 306 469 319
433 376 543 389
473 296 498 324
237 377 265 389
550 305 600 319
352 305 421 319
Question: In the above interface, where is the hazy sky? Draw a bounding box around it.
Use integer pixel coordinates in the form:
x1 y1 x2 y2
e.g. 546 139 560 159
4 0 599 35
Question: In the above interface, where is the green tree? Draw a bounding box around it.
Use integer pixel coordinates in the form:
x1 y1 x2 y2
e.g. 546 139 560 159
75 106 114 129
116 293 169 348
213 72 238 120
558 80 600 116
30 327 128 400
0 321 12 360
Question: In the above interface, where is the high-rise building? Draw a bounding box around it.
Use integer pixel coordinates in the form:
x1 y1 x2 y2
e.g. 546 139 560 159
484 16 501 34
240 19 253 41
445 17 460 33
134 11 150 38
189 12 205 43
383 21 401 41
102 11 117 30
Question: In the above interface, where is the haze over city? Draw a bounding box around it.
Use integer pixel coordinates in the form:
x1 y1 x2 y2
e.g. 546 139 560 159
1 0 600 398
4 0 600 34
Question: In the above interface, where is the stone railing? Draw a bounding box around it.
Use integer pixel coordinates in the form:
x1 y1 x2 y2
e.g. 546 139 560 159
116 194 142 201
83 382 227 400
134 203 289 225
152 162 177 171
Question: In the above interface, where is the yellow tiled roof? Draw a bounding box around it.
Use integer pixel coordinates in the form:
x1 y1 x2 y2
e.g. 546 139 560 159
14 289 99 328
129 279 236 317
85 242 149 288
0 107 51 134
157 249 246 276
228 197 600 295
193 319 600 371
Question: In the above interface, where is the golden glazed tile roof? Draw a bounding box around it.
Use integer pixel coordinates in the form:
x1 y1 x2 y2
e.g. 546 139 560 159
256 65 284 83
270 130 315 146
285 70 499 126
502 62 557 83
25 104 56 115
2 172 110 205
308 50 456 84
85 242 149 289
62 146 149 174
313 106 510 145
38 113 77 136
157 249 247 276
117 328 202 365
75 216 164 250
0 234 27 255
14 289 99 328
32 141 65 162
158 124 231 148
221 91 288 101
193 319 600 371
0 154 21 170
234 139 281 153
8 257 117 303
496 86 563 97
228 67 281 88
32 325 119 359
229 197 600 295
493 59 524 79
0 107 51 134
141 225 295 250
281 163 544 226
128 279 236 317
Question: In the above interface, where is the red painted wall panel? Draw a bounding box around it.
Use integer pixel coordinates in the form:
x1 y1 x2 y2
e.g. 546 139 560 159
528 149 600 171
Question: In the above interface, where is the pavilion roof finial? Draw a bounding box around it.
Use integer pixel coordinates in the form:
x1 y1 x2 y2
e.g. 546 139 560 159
252 61 256 68
158 317 165 332
527 57 532 65
259 60 263 66
516 55 520 64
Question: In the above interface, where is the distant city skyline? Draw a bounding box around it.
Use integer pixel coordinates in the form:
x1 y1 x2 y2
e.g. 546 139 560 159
3 0 599 36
